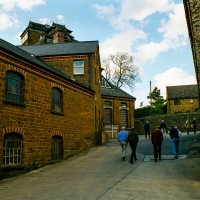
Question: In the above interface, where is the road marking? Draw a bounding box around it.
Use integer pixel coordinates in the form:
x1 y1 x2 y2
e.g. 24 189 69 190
143 155 187 162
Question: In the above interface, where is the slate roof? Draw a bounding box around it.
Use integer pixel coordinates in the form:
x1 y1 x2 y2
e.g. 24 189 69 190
166 84 198 99
0 38 93 92
18 41 99 57
100 78 136 99
20 21 72 37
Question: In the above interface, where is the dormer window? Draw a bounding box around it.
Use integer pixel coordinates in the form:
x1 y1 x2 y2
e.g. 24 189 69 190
100 76 111 88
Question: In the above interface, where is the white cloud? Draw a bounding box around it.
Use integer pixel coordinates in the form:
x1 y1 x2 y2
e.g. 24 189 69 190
0 0 46 30
56 15 65 24
95 1 188 67
133 3 188 65
39 17 49 24
100 28 146 59
119 0 174 21
134 40 169 65
0 0 46 12
154 67 197 99
0 13 19 30
93 4 116 19
158 4 188 47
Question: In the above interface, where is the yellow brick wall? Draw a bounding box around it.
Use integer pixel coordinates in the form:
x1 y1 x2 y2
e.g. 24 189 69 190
167 98 199 114
0 53 97 168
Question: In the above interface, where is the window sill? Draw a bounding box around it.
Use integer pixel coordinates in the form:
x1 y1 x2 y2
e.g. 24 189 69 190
51 111 64 115
4 100 25 107
1 164 25 171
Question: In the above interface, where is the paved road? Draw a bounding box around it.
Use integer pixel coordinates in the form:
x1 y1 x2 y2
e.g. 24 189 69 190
0 134 200 200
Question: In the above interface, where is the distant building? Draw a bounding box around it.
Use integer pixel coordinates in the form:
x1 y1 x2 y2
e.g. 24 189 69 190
20 21 76 45
166 84 199 114
100 76 136 138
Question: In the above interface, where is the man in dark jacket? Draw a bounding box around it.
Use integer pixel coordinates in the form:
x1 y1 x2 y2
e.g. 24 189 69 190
127 127 139 164
151 126 163 162
169 125 179 159
144 121 150 138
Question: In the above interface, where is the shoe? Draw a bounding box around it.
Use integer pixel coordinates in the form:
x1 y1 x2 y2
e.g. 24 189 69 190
130 161 133 164
122 157 125 161
174 156 177 159
134 158 137 161
155 159 157 162
159 158 161 160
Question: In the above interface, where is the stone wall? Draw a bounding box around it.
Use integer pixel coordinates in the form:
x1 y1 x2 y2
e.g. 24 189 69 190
134 112 200 135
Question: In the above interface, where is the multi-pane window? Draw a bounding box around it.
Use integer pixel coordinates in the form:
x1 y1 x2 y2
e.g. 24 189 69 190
73 60 84 75
51 136 63 160
120 102 128 128
174 99 181 105
3 133 22 165
52 87 63 113
121 109 128 128
5 70 24 104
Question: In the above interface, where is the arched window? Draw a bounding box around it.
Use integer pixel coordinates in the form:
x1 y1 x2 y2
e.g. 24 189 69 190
52 87 63 113
51 136 63 160
5 70 24 104
3 133 23 165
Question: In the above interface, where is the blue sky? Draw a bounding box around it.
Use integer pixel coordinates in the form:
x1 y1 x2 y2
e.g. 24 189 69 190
0 0 196 108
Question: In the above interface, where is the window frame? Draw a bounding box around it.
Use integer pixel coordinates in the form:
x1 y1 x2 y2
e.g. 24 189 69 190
73 60 84 75
174 99 181 105
5 70 24 105
3 133 23 166
51 87 63 114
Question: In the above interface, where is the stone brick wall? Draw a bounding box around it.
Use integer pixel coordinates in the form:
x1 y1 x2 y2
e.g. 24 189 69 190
135 112 200 136
168 98 199 114
0 52 97 169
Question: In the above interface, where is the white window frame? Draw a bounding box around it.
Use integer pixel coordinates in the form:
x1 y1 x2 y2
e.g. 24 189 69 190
73 60 84 75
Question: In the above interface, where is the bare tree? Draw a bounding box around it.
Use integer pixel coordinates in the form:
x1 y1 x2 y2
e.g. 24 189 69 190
102 52 141 91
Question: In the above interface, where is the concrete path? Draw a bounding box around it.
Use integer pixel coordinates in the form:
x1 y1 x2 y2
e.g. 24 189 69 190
0 135 200 200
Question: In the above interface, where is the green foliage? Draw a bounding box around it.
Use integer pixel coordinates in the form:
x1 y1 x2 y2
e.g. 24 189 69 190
147 86 166 115
134 104 167 118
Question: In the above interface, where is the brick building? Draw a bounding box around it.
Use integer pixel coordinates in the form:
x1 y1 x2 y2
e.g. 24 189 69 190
0 21 136 171
101 76 135 138
183 0 200 108
20 21 76 45
0 38 102 170
166 84 199 114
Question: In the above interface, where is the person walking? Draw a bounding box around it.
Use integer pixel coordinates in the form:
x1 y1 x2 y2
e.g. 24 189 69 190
144 121 150 138
191 118 196 134
160 120 167 137
117 127 128 161
185 119 190 135
151 126 163 162
169 125 179 159
127 127 139 164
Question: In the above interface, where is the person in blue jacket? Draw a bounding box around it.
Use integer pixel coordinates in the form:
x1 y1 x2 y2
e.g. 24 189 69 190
118 127 128 161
